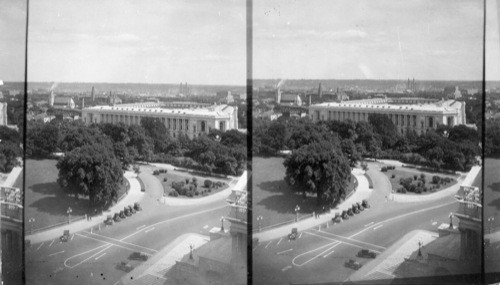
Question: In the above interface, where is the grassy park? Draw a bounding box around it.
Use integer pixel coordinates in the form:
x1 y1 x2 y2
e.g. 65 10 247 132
253 157 356 229
381 165 457 194
25 159 128 232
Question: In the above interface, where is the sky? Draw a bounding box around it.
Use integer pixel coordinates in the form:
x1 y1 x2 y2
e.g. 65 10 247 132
27 0 246 85
254 0 486 81
486 0 500 81
0 0 27 82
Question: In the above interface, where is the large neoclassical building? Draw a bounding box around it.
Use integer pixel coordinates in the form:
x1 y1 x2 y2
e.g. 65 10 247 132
309 98 467 134
82 102 238 139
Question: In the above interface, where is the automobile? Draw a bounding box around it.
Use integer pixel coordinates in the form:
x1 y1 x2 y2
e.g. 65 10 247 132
129 252 149 261
119 210 126 219
352 204 360 214
117 261 134 272
362 199 370 208
134 202 142 211
128 205 136 214
345 259 362 270
357 202 364 211
104 215 114 225
332 213 342 223
124 207 132 216
60 230 70 242
113 213 121 222
357 249 377 258
347 208 354 216
341 210 349 220
288 228 298 240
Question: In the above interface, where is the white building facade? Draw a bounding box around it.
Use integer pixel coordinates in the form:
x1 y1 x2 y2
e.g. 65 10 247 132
82 103 238 139
309 98 466 135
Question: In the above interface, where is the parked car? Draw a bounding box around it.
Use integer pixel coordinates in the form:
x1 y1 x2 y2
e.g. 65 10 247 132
129 252 149 261
60 230 70 242
288 228 298 240
104 215 114 225
341 210 349 220
117 261 134 272
357 202 364 211
113 213 121 222
362 199 370 208
124 207 131 216
134 202 142 211
332 213 342 223
357 249 377 258
345 259 362 270
128 205 136 214
352 204 360 214
119 210 126 219
347 208 354 216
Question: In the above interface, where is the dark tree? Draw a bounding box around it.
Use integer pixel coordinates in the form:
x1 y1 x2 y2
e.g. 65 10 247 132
284 141 351 205
57 144 123 207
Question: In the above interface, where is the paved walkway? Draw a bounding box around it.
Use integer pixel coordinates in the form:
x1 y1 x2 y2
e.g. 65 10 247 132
1 166 22 187
253 168 372 242
390 165 481 203
120 233 211 284
25 171 144 244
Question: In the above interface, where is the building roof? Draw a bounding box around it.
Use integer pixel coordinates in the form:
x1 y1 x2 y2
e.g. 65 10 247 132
83 103 235 118
311 99 463 113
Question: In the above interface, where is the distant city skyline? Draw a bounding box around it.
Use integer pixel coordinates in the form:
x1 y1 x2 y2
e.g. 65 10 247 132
0 0 27 82
28 0 246 85
254 0 486 81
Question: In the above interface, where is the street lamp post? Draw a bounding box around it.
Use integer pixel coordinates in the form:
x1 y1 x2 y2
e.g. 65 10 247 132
29 218 35 234
257 216 263 232
295 205 300 222
417 240 423 258
220 216 225 232
448 212 453 229
189 244 194 260
67 207 72 224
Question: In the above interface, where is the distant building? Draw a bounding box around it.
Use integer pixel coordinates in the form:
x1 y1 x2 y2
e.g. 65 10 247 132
279 93 302 106
216 91 234 104
0 102 7 126
309 98 466 135
82 103 238 139
163 101 211 109
53 97 76 109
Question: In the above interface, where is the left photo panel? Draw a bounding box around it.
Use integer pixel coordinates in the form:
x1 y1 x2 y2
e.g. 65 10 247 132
0 0 27 284
24 1 248 284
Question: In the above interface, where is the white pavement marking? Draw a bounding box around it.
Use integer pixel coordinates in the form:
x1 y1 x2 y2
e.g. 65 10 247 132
137 225 146 230
265 241 272 249
306 231 384 253
86 232 158 252
277 238 283 245
145 227 155 233
64 244 112 269
94 253 106 260
282 265 292 272
203 225 209 229
277 249 293 255
49 240 55 247
71 234 75 241
323 249 335 258
373 225 384 230
36 242 44 251
299 232 303 239
48 250 65 257
364 222 374 227
349 200 456 239
432 221 437 226
76 233 157 253
292 241 340 267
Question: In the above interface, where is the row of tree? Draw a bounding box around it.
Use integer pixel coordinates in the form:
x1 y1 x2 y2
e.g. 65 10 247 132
0 126 22 173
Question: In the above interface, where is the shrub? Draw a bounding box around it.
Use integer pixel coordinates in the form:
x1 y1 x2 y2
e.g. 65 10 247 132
179 185 190 196
208 188 212 193
381 167 387 172
391 174 396 179
153 170 160 175
185 178 190 184
413 175 418 180
164 177 168 182
423 186 428 192
420 173 425 179
432 176 440 184
204 179 213 188
408 184 416 192
169 190 179 197
186 190 194 197
430 187 436 192
401 188 407 193
195 191 200 196
415 187 422 194
189 184 194 191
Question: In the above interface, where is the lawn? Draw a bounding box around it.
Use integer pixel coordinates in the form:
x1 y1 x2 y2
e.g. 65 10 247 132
25 159 128 232
252 156 356 229
154 168 228 199
381 166 457 195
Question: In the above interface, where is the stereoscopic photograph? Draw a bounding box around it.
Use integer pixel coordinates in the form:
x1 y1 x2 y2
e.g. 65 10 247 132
23 1 247 284
252 0 485 284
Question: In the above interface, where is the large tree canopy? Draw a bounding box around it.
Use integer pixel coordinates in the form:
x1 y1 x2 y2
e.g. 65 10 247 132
284 141 351 205
57 144 124 207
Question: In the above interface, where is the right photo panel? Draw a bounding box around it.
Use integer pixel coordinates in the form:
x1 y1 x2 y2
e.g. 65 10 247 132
252 0 484 284
485 0 500 283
